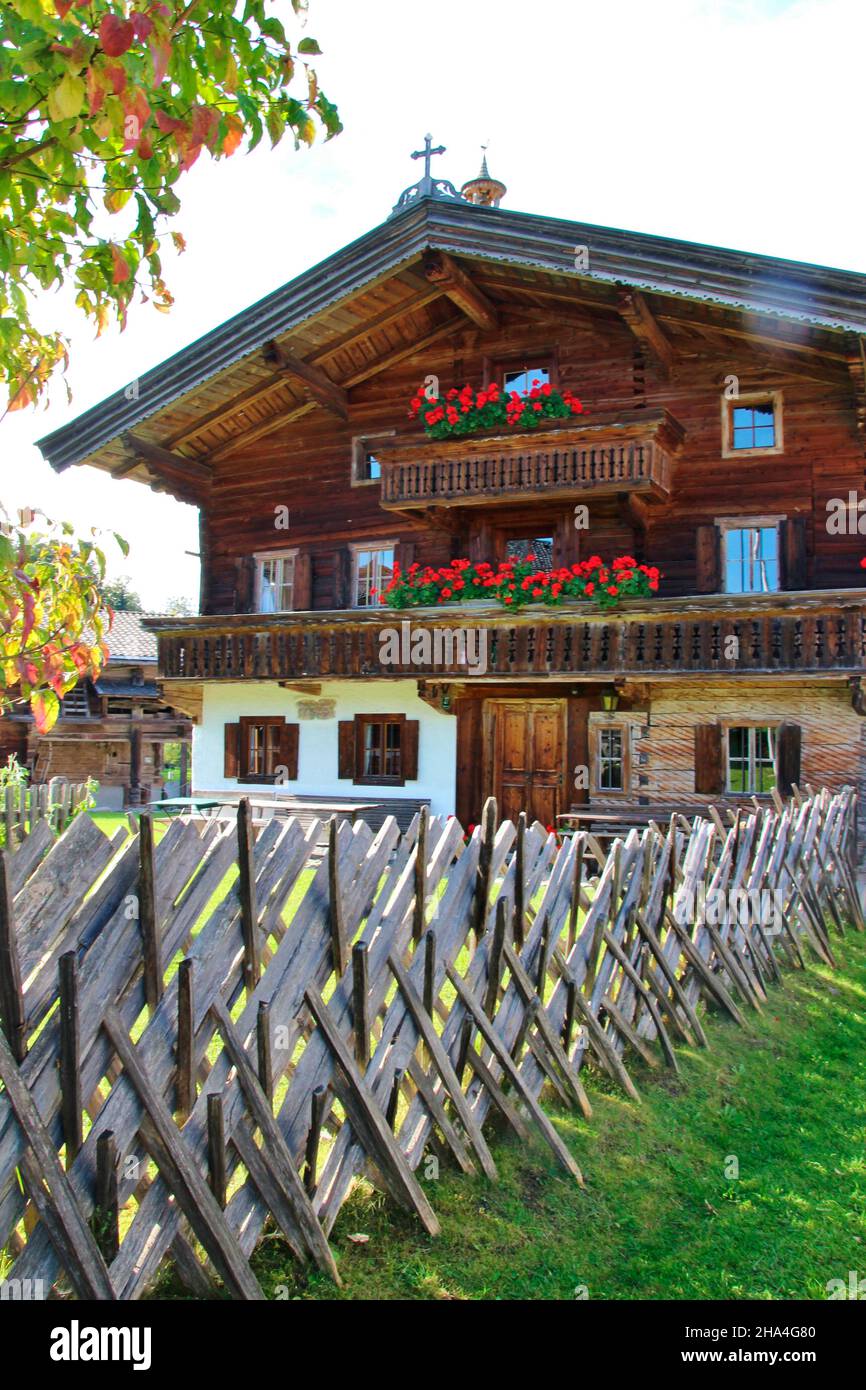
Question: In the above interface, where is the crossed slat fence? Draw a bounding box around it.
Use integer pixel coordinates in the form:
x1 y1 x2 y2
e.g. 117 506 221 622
0 783 860 1299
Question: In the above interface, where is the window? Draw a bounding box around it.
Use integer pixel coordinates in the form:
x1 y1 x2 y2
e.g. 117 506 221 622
361 717 403 782
723 523 780 594
727 726 776 794
352 431 395 485
506 536 554 570
256 551 296 612
501 362 551 397
598 727 624 791
338 714 419 786
722 391 783 456
352 544 395 607
240 716 283 779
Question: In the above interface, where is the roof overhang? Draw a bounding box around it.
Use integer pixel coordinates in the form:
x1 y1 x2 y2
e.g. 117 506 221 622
37 197 866 478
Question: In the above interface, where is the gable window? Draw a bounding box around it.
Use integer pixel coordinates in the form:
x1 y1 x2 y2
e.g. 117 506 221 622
722 391 783 457
597 727 624 791
727 726 776 794
721 521 780 594
500 361 552 397
352 431 395 486
352 544 395 607
256 551 296 612
506 536 554 570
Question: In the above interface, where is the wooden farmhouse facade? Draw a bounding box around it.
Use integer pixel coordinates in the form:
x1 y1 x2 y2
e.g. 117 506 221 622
0 611 192 808
36 151 866 838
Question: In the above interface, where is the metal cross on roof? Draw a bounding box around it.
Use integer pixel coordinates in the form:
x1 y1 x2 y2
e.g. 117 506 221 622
390 133 464 218
411 134 446 182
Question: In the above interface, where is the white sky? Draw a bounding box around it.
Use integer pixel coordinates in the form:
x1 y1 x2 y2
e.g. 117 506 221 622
1 0 863 610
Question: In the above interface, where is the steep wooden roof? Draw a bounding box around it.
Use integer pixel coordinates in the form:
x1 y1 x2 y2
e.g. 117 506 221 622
37 196 866 504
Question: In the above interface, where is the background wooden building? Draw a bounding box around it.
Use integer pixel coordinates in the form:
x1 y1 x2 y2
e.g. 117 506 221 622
0 611 192 809
35 148 866 840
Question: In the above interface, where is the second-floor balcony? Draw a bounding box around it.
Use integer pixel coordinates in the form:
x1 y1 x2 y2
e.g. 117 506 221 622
150 589 866 685
378 408 684 511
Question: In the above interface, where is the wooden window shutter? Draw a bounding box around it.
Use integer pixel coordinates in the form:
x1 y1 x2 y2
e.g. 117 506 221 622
338 720 355 779
402 720 419 781
780 518 807 590
293 552 312 611
224 723 240 778
776 721 801 796
396 540 416 575
694 724 724 794
332 547 351 608
234 556 256 614
695 525 721 593
279 722 299 780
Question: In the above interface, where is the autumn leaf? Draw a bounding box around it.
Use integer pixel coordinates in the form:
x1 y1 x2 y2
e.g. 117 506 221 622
150 37 171 85
109 244 132 284
47 72 85 122
30 689 60 735
131 11 153 42
99 14 135 58
54 0 75 18
222 113 243 156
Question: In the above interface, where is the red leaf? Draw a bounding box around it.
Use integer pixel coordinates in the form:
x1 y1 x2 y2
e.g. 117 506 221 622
109 243 131 284
154 108 187 135
105 63 127 95
99 14 135 58
131 12 153 41
150 37 171 85
191 105 219 151
86 65 106 115
55 0 75 17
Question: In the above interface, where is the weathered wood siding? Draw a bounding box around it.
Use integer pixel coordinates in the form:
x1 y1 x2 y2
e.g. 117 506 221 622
201 308 864 614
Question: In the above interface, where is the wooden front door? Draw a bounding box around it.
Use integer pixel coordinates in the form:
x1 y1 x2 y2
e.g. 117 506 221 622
486 700 566 826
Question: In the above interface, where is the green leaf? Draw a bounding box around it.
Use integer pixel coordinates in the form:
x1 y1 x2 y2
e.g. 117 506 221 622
298 38 322 54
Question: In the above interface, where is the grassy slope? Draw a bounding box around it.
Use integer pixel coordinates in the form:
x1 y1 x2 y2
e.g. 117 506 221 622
240 930 866 1302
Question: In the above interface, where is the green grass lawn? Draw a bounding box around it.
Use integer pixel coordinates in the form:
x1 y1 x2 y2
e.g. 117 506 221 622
234 929 866 1302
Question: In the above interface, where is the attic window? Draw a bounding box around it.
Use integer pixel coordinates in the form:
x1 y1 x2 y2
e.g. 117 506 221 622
352 431 395 485
500 362 552 397
722 391 783 456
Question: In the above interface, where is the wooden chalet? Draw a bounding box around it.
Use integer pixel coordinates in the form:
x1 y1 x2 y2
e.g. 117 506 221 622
0 611 192 808
36 144 866 839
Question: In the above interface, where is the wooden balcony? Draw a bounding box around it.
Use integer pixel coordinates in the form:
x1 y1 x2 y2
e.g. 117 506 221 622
150 590 866 685
378 408 684 510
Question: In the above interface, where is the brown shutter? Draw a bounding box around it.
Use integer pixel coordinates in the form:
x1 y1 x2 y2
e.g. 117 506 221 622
402 719 419 781
279 722 299 780
338 720 355 779
234 556 256 614
224 723 240 778
332 547 351 608
293 552 312 611
395 540 416 575
780 518 807 591
776 721 801 797
695 525 721 594
694 723 724 794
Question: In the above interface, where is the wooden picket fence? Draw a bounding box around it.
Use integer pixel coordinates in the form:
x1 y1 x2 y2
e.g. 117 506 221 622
0 785 861 1300
2 779 92 849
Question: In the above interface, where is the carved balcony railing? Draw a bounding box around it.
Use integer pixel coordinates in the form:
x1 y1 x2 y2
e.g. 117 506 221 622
377 408 685 510
149 591 866 685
